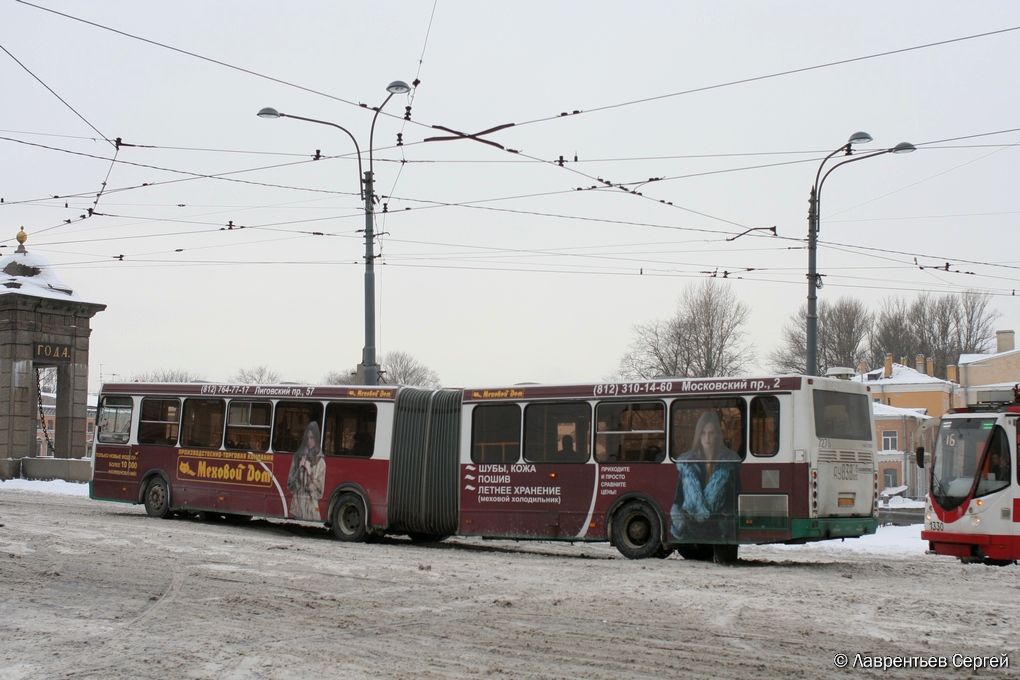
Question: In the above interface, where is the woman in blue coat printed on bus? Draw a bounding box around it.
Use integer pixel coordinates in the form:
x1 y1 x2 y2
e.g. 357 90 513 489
670 411 741 542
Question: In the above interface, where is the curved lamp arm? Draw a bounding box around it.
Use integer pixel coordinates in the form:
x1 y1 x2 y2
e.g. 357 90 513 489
817 142 916 206
257 109 364 198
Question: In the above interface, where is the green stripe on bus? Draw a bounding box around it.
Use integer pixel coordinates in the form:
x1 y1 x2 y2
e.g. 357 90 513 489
790 517 878 540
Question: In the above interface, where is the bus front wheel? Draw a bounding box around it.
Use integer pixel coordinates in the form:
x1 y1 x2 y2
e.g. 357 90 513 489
330 493 367 542
143 477 171 519
612 502 665 560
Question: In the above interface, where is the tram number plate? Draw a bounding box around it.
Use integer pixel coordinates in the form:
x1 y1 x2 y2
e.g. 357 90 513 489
930 520 944 532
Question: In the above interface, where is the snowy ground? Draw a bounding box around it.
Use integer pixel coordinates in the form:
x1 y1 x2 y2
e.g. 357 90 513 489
1 480 1016 679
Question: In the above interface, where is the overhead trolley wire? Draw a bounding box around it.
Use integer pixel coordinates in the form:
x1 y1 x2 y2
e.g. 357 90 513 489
0 42 113 147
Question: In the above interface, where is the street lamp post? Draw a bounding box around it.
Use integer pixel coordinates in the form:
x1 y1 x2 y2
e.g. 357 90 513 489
258 80 411 386
806 133 915 377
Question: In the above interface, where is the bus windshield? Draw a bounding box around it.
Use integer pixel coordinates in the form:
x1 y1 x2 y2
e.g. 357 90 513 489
931 418 1009 510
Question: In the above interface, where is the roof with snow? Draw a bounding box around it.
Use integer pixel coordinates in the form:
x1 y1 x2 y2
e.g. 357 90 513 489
853 363 950 386
0 229 102 306
872 402 930 419
959 348 1020 366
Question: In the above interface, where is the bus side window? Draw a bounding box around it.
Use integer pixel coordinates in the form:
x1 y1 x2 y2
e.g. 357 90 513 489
749 396 780 456
272 401 324 453
180 399 226 449
471 404 521 464
97 396 133 444
669 397 746 461
138 398 181 446
225 401 272 452
323 402 377 457
523 402 590 464
594 401 665 463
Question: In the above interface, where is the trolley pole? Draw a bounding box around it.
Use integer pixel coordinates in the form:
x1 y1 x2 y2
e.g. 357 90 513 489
361 169 379 386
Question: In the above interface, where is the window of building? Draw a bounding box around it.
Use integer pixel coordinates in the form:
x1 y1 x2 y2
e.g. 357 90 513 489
881 430 898 451
471 404 521 464
180 399 226 449
224 401 272 452
749 396 780 456
97 396 132 444
272 401 323 453
138 398 181 446
883 468 898 488
670 398 746 461
323 402 377 457
523 402 590 464
594 401 665 463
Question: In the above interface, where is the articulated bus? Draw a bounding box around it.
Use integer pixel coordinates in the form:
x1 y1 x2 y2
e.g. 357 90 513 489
918 386 1020 566
91 375 878 563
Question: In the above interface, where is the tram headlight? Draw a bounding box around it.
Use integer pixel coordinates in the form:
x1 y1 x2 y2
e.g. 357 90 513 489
971 516 981 526
974 498 984 507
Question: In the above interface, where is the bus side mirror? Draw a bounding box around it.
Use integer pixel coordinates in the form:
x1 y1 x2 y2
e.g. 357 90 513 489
915 446 925 469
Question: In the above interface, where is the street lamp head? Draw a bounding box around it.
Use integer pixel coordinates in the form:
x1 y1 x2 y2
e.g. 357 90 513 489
847 131 873 146
891 141 916 154
386 80 411 95
257 107 282 119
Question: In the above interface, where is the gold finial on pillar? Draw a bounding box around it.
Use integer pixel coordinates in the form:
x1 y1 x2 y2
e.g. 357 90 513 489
16 227 28 253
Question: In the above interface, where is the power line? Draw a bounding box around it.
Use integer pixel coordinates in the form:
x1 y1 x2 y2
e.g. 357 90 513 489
0 42 113 146
14 0 423 129
513 26 1020 128
0 135 359 206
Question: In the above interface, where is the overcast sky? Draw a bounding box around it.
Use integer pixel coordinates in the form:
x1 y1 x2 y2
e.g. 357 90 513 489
3 1 1018 391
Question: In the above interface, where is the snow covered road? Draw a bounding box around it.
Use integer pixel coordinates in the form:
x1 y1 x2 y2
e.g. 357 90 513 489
0 484 1015 679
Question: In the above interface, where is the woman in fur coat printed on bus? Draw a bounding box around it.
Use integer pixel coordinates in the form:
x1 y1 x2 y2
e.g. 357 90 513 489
669 411 741 542
287 421 326 521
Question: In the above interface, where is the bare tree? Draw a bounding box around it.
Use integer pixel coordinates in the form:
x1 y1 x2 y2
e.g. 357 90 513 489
231 366 280 384
323 368 358 385
957 290 999 354
867 291 1000 375
618 317 696 380
381 351 441 387
131 369 203 382
820 297 872 370
619 280 751 379
769 298 871 374
910 293 958 375
768 306 808 374
868 298 916 368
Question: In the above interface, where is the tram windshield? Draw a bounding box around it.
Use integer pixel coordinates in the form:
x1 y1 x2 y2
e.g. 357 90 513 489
931 418 1010 510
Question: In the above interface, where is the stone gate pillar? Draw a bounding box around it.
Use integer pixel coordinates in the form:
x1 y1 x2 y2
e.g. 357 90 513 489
0 229 105 461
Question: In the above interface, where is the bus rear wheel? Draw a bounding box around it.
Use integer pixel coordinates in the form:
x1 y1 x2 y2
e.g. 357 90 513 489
330 493 367 542
612 501 665 560
143 477 171 519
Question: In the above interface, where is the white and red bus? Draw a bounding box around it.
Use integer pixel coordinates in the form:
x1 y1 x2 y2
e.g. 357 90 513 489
91 375 878 562
919 386 1019 565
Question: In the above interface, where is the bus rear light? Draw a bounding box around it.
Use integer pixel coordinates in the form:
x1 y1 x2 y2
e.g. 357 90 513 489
548 472 557 479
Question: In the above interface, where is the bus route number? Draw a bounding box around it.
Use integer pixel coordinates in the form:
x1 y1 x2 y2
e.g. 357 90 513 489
594 381 673 397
